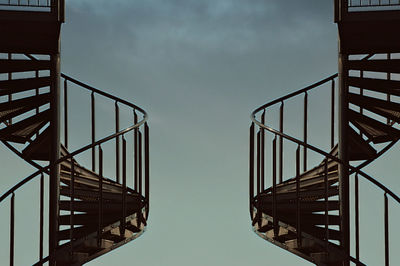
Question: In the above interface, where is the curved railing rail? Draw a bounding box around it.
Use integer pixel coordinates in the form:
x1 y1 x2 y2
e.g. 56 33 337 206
0 55 149 265
250 69 400 265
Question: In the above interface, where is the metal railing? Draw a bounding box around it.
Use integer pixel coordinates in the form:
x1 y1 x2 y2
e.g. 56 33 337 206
0 0 64 21
348 0 400 8
0 54 149 265
249 54 400 265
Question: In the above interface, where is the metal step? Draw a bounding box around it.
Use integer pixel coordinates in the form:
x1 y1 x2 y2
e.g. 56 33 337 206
348 126 377 161
258 200 339 213
348 77 400 98
258 186 338 202
0 92 50 123
0 59 50 73
0 109 50 143
349 109 400 143
349 92 400 123
0 77 51 97
59 200 143 213
347 59 400 74
60 186 142 202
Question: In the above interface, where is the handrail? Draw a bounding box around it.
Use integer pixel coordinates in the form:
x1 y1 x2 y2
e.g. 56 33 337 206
253 74 338 114
251 77 400 205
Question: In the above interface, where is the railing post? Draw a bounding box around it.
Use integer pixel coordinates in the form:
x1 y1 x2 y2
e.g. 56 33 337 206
355 173 360 261
249 123 255 215
384 193 389 266
324 158 329 250
387 53 391 125
331 79 335 149
144 123 150 214
39 174 44 264
279 103 284 183
69 160 75 259
296 146 301 248
91 92 96 171
8 53 12 125
121 138 127 235
256 131 261 194
115 102 120 183
64 79 68 149
10 193 15 266
272 137 278 237
138 130 143 195
98 146 103 247
261 111 265 190
303 92 308 172
134 111 138 192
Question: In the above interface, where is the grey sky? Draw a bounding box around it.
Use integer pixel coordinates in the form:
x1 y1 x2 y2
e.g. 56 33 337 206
1 1 399 265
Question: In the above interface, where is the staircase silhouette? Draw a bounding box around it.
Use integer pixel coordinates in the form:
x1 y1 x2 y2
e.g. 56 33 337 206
0 2 149 265
249 2 400 265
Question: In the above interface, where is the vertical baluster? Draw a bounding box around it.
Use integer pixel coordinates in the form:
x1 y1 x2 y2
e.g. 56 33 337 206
39 174 44 264
144 123 150 214
10 193 15 266
387 53 391 125
138 130 143 195
303 92 308 172
331 79 335 148
272 137 278 237
91 92 95 171
8 53 12 125
324 158 329 250
134 110 138 191
69 160 75 258
115 102 120 183
296 146 301 248
249 123 255 213
355 173 360 261
261 111 265 190
256 130 261 194
279 103 284 183
384 193 389 266
121 138 127 235
98 146 103 247
64 79 68 148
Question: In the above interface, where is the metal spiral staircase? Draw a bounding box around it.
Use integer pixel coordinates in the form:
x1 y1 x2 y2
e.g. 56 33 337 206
0 1 149 265
249 1 400 265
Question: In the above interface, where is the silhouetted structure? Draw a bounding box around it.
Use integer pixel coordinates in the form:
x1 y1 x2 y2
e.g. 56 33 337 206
0 1 149 265
249 1 400 265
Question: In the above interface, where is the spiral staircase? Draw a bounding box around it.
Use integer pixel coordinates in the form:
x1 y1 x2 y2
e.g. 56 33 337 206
249 2 400 265
0 1 149 265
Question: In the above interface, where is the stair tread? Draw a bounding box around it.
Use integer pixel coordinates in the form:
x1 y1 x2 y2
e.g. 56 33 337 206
59 200 143 213
347 59 400 74
349 92 400 123
348 76 400 98
258 186 338 202
22 126 51 160
258 200 339 212
348 126 377 161
0 77 51 97
0 59 51 73
349 109 400 143
275 171 338 194
60 186 143 202
0 92 51 123
0 109 50 143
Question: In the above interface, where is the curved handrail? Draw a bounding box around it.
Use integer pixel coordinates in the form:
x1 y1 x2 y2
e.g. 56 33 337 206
250 116 400 204
0 73 148 202
250 75 400 204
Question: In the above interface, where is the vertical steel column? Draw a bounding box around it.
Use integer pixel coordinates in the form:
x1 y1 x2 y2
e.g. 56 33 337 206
338 50 350 265
324 159 330 250
387 53 391 125
256 131 261 194
296 146 301 247
49 45 61 266
8 53 12 125
69 160 75 258
355 173 360 261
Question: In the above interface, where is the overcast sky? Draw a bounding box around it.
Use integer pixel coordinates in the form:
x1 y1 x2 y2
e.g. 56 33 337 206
1 1 399 265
